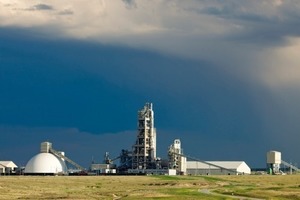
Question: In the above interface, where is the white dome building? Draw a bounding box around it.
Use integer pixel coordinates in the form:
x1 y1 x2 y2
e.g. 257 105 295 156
25 153 67 175
25 142 68 175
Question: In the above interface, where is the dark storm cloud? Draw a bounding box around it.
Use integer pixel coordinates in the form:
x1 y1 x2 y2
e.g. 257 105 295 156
0 126 136 167
0 27 273 166
1 26 299 167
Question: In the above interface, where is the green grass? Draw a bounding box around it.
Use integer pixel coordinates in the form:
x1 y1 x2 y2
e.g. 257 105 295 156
158 188 232 200
200 176 227 182
152 175 197 181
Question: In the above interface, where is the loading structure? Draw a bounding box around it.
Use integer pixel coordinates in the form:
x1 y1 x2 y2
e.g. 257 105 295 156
132 103 157 170
267 150 300 174
25 142 85 175
41 142 85 172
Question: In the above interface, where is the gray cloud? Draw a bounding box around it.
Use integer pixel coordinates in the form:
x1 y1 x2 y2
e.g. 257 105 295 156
122 0 137 9
2 1 299 52
188 1 300 46
58 9 74 15
27 4 54 11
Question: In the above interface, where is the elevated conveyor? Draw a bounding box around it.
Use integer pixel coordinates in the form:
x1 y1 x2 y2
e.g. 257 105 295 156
49 148 85 171
281 160 300 172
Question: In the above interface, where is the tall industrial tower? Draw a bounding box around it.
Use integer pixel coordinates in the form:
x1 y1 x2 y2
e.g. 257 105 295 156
132 103 156 169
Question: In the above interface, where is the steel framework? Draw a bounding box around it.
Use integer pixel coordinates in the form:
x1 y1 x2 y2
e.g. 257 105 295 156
132 103 156 169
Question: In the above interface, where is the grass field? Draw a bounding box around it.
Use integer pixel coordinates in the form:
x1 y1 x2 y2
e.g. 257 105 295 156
1 175 300 199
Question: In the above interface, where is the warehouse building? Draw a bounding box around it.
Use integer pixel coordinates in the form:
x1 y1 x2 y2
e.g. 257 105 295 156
0 161 18 175
187 161 251 175
90 163 116 174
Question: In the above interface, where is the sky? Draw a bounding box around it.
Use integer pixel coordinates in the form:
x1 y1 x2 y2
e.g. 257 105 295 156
1 0 300 168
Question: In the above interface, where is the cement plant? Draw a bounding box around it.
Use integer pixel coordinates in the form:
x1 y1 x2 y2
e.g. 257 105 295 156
1 103 299 176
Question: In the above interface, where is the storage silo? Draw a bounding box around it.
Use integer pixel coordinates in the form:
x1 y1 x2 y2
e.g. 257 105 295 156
24 152 67 175
266 151 281 174
24 142 67 175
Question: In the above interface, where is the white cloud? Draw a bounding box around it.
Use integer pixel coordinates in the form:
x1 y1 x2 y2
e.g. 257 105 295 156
0 1 261 44
1 0 300 87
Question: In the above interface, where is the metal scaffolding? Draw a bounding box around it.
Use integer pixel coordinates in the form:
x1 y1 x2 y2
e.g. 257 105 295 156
132 103 156 169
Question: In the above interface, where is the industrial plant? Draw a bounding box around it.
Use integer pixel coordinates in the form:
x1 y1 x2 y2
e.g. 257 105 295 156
266 151 299 175
1 103 299 176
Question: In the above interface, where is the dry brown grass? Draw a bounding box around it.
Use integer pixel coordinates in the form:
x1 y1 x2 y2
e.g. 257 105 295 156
0 175 300 199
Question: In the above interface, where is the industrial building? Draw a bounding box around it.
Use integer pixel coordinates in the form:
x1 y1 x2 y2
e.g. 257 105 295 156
266 150 299 175
167 139 251 175
94 103 252 176
17 103 300 176
90 163 116 174
186 161 251 175
21 102 264 176
168 139 187 175
25 142 84 175
132 102 156 170
0 161 18 175
90 152 117 174
91 103 178 175
23 103 254 176
266 150 281 174
25 152 67 175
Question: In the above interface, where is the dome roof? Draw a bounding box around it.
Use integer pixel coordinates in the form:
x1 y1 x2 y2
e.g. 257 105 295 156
25 153 67 174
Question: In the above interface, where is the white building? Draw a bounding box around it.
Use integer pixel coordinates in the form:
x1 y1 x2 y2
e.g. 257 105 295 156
187 161 251 175
0 161 18 174
266 150 281 174
25 152 67 175
24 142 70 175
168 139 187 175
90 164 116 174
